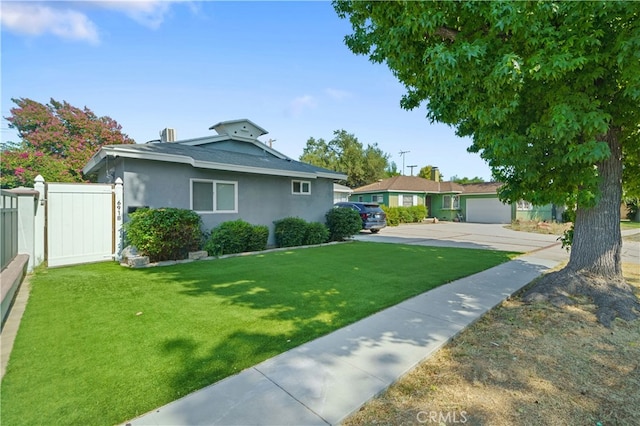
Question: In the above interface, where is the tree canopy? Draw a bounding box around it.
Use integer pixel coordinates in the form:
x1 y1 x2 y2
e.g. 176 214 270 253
1 98 134 188
450 175 485 185
300 129 389 188
334 1 640 325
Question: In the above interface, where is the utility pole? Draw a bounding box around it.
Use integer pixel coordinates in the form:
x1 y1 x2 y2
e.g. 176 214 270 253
267 139 276 148
407 165 417 176
398 150 410 175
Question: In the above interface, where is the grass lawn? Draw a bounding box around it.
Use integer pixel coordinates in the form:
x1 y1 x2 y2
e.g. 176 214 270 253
621 220 640 230
0 242 517 425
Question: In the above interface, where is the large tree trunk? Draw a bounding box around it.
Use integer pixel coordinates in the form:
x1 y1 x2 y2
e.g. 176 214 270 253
523 129 640 327
568 129 623 277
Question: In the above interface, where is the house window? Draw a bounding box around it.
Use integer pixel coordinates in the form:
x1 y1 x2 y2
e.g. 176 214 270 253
443 194 460 210
402 195 415 207
191 179 238 213
358 196 364 202
372 194 383 203
292 180 311 195
517 200 533 210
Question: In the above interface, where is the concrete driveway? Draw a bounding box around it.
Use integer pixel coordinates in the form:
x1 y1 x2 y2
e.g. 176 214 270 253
353 222 640 265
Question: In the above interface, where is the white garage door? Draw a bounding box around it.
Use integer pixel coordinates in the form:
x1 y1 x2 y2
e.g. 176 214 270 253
466 198 511 223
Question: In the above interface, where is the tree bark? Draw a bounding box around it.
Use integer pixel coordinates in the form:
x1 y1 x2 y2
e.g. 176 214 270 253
568 129 623 278
523 129 639 327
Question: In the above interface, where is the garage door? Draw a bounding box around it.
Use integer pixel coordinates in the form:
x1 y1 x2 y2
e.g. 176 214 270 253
466 198 511 223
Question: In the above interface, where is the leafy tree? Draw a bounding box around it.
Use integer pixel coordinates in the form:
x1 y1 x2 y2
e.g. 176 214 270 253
384 161 401 178
450 175 485 185
417 165 445 181
300 129 389 188
1 98 135 188
334 1 640 325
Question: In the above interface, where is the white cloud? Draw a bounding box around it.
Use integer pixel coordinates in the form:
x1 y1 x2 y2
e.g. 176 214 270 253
289 95 317 117
1 2 100 44
0 1 191 43
93 1 178 29
325 88 352 101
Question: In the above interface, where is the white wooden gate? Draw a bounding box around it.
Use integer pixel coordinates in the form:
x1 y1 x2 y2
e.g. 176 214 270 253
45 180 123 267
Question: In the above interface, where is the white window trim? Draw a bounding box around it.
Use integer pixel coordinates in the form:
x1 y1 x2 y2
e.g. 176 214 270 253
517 200 533 211
443 194 460 210
190 178 238 213
292 179 311 195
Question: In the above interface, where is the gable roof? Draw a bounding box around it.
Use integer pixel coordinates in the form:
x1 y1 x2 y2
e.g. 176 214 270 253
83 141 346 180
460 181 502 195
352 176 502 195
352 176 464 194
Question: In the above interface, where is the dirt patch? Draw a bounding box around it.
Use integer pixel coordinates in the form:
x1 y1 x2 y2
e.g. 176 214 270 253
506 220 571 235
343 263 640 426
624 233 640 243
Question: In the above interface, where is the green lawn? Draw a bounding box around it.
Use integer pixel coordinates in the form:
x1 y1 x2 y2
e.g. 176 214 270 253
621 220 640 229
1 242 517 425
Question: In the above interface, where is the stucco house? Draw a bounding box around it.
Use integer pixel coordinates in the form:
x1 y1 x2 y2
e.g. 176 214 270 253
83 119 347 245
350 176 559 223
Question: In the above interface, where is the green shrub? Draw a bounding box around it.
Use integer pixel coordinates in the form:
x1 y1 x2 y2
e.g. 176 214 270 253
274 217 308 247
381 205 426 226
381 205 400 226
304 222 330 245
398 207 413 223
124 208 202 262
246 225 269 252
325 207 362 241
409 205 427 222
205 220 268 255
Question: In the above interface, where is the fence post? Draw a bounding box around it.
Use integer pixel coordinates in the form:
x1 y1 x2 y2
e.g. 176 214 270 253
33 175 45 268
114 178 123 261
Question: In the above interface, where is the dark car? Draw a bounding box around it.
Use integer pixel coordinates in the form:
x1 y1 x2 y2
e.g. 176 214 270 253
334 202 387 233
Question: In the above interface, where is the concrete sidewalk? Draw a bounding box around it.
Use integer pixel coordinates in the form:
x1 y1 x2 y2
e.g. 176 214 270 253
126 245 568 426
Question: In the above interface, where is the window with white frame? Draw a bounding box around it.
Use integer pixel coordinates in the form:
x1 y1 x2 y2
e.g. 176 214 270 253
442 194 460 210
292 180 311 195
372 194 383 203
517 200 533 210
191 179 238 213
402 194 416 207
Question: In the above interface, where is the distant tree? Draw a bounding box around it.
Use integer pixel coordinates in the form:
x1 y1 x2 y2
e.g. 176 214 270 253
334 1 640 325
300 129 389 188
417 165 445 181
450 175 485 184
1 98 134 188
384 161 401 178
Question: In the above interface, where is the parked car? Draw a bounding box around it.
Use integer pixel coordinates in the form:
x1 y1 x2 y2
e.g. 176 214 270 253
333 202 387 233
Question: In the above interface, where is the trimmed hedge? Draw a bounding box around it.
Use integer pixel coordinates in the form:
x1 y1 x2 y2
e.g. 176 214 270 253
305 221 330 245
124 208 203 262
274 217 308 247
381 205 427 226
325 207 362 241
274 217 330 247
205 219 268 256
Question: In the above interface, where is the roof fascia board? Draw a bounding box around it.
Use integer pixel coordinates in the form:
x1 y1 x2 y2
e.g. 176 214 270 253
89 146 322 179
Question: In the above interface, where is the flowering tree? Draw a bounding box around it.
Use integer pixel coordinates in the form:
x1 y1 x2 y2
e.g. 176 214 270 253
1 98 134 188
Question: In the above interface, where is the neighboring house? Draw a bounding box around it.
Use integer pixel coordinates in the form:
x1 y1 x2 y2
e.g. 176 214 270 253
351 176 559 223
83 119 347 245
333 183 353 203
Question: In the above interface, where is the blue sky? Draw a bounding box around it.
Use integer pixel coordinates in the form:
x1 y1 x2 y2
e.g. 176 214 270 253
1 1 493 181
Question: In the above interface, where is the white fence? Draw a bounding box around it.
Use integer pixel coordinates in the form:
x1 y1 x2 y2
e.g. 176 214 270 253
45 181 122 267
6 175 123 271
